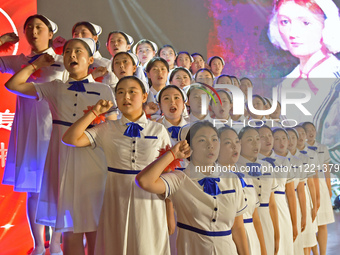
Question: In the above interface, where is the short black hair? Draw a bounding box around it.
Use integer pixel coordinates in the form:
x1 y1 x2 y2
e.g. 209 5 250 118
186 121 218 147
169 67 192 82
72 21 100 51
158 44 177 57
238 126 259 140
63 38 93 57
158 85 185 104
115 76 146 94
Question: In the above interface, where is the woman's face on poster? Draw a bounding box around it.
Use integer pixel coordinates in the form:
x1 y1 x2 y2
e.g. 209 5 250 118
277 1 324 58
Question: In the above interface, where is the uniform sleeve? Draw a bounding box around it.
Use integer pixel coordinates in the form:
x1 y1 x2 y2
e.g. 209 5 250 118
158 124 171 148
0 54 26 74
234 177 248 216
158 170 185 199
84 121 111 149
33 80 60 102
285 159 295 183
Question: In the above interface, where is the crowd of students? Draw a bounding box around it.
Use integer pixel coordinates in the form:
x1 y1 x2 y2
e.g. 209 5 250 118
0 0 338 254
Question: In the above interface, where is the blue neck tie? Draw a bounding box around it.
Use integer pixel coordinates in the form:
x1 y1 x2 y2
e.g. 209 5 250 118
261 157 276 168
308 146 317 151
300 150 308 154
198 177 221 196
233 172 246 188
246 162 262 177
28 54 43 63
124 122 144 138
168 126 181 140
29 54 60 67
68 79 89 92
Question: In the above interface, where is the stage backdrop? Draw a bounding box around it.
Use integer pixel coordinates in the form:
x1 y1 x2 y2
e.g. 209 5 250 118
0 1 37 254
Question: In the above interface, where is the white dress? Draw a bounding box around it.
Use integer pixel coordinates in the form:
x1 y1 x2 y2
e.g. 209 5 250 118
34 75 116 233
237 155 277 255
238 176 261 255
85 113 171 255
272 152 295 255
287 153 306 255
294 147 318 248
1 48 64 192
308 141 335 226
159 163 247 255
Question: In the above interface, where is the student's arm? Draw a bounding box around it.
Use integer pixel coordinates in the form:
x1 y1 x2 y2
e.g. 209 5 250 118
313 176 320 212
165 199 176 235
253 208 267 255
62 99 113 147
307 177 317 222
269 191 280 255
5 53 55 99
232 215 250 255
297 181 306 233
136 140 190 194
285 181 298 241
0 32 19 45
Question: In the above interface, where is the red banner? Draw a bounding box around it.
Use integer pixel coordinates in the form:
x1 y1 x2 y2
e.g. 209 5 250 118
0 1 37 254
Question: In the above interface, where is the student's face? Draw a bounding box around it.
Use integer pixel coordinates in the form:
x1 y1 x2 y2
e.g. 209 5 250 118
287 131 298 152
277 1 324 59
240 129 261 161
249 97 265 119
63 40 94 76
216 76 232 85
176 54 191 69
240 79 252 97
210 58 223 76
191 55 205 74
159 88 185 121
231 78 240 88
252 97 265 111
73 25 97 42
115 79 147 117
304 123 316 142
296 127 307 148
107 33 130 57
259 127 274 153
112 54 137 80
270 103 281 119
137 43 155 65
191 127 219 166
273 131 289 155
24 18 53 51
159 47 176 67
147 61 168 88
218 130 241 165
196 70 213 86
171 70 191 89
188 88 209 115
211 92 231 119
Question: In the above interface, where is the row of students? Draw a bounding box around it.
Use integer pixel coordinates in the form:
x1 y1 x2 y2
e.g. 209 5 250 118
134 121 334 255
0 14 334 255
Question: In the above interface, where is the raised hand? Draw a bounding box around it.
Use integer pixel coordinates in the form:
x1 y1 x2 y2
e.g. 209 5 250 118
171 140 191 159
33 53 55 69
144 102 159 115
92 66 108 79
0 32 19 45
92 99 114 115
53 36 66 49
